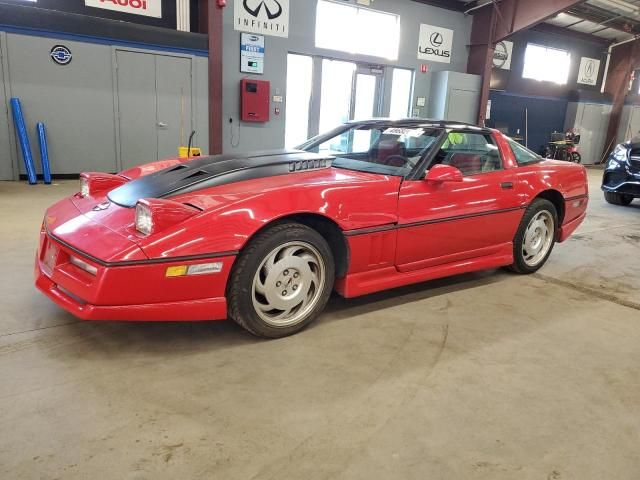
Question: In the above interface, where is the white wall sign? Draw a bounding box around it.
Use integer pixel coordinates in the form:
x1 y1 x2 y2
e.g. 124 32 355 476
577 57 600 86
493 40 513 70
234 0 290 38
84 0 162 18
241 33 265 74
418 24 453 64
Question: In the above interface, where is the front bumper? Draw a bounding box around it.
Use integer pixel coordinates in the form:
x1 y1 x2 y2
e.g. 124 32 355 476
35 234 234 322
601 159 640 197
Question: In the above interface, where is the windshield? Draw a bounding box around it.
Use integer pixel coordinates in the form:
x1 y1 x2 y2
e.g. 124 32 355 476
298 125 443 176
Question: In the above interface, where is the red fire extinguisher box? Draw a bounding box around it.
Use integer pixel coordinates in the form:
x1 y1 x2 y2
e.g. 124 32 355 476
241 79 270 123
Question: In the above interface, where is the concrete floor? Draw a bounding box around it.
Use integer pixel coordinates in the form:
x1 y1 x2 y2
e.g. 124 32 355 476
1 169 639 479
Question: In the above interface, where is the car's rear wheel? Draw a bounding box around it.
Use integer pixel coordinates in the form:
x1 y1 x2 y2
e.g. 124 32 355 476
604 191 633 206
227 222 335 338
508 199 558 274
571 152 582 164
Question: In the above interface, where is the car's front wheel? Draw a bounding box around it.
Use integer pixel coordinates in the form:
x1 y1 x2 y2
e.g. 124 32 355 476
227 222 335 338
508 199 558 274
604 191 634 206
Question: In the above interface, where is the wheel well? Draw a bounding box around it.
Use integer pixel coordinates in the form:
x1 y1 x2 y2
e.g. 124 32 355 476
247 214 350 278
535 190 565 225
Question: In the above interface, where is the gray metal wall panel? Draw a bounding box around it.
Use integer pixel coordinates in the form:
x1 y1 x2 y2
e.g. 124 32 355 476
193 56 209 154
116 50 158 170
0 31 208 176
6 33 118 175
0 33 13 180
156 54 192 159
221 0 473 154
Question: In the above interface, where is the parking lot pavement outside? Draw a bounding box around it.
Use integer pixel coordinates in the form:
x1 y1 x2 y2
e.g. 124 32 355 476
1 168 639 479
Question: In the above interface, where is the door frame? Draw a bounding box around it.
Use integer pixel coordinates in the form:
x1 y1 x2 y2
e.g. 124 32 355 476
111 46 196 171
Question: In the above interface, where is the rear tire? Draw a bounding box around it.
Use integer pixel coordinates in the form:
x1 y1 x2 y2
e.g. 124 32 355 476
604 191 633 206
571 152 582 164
508 199 558 274
227 222 335 338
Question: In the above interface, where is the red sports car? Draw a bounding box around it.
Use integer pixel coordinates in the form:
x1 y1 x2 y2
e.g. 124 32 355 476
35 120 588 337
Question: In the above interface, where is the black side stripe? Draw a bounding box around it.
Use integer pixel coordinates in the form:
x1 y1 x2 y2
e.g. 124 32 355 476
344 206 527 237
47 230 238 268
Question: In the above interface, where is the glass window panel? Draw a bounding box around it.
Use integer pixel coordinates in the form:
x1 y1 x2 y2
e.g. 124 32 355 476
523 43 571 85
318 59 356 154
389 68 413 119
315 0 400 60
285 54 313 148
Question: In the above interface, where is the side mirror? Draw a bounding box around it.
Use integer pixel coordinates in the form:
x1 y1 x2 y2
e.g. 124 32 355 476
424 164 464 183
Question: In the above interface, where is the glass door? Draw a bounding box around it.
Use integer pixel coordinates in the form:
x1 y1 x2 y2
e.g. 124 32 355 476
316 60 383 153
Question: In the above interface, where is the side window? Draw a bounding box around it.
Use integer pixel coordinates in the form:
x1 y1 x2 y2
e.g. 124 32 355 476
509 139 541 166
433 132 502 176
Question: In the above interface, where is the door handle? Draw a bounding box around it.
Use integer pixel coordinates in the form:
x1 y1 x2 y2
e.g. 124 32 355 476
157 122 168 128
500 182 514 189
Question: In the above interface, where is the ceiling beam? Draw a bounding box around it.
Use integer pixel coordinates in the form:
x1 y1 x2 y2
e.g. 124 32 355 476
410 0 468 13
492 0 585 41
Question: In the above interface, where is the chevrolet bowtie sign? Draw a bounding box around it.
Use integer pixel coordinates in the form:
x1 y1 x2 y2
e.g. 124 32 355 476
235 0 290 38
418 24 453 64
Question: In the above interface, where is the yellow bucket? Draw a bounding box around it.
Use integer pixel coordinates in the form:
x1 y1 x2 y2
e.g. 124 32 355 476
178 146 202 158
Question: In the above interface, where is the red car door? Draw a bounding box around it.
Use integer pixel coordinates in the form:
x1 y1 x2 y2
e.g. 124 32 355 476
395 131 523 272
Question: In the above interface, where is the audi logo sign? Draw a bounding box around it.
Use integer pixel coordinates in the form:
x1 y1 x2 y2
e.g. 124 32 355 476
84 0 162 18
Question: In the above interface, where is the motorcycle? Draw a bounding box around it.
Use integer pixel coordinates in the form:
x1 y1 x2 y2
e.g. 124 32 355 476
542 131 582 164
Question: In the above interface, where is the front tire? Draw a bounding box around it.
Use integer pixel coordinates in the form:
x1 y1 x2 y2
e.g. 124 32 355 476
508 199 558 274
604 191 633 206
227 222 335 338
571 152 582 163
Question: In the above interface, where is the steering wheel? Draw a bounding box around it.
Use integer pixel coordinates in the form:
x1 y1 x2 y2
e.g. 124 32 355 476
383 155 411 167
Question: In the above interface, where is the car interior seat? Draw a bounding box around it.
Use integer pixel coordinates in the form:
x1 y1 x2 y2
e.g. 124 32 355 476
445 152 482 176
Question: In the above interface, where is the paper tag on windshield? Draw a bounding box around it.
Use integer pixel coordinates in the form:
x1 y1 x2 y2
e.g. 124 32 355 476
383 128 423 138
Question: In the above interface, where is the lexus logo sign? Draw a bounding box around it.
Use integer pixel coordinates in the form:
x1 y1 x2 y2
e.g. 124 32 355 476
430 32 443 47
235 0 289 37
418 24 453 64
578 57 600 86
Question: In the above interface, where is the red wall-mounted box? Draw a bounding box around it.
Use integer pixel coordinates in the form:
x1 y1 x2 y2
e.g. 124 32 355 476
241 79 270 123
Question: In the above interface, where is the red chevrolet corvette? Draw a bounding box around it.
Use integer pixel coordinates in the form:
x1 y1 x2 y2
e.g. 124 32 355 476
36 120 588 337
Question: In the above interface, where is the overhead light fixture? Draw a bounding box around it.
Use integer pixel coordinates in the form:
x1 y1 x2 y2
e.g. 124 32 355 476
592 0 639 13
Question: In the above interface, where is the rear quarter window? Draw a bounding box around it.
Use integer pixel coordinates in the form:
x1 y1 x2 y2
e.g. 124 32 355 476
508 139 542 166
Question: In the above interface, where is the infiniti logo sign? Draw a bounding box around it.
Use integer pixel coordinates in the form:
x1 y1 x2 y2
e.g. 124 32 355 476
243 0 282 20
235 0 289 37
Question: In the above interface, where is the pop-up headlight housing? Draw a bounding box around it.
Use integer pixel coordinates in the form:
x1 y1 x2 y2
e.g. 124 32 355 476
135 198 200 236
79 173 128 198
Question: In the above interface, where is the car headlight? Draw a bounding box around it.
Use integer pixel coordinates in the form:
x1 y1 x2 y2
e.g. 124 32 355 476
135 202 153 236
612 144 629 163
80 176 89 198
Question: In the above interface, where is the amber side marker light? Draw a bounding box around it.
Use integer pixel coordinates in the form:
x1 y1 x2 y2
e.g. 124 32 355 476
166 263 223 278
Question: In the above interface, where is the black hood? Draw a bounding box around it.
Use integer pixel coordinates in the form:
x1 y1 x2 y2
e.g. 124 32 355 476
108 149 332 208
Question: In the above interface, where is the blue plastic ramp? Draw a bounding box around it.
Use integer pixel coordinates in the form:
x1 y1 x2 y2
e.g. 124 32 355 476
36 123 52 184
10 98 37 185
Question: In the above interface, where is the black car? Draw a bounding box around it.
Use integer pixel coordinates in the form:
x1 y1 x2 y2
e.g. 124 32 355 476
602 140 640 206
